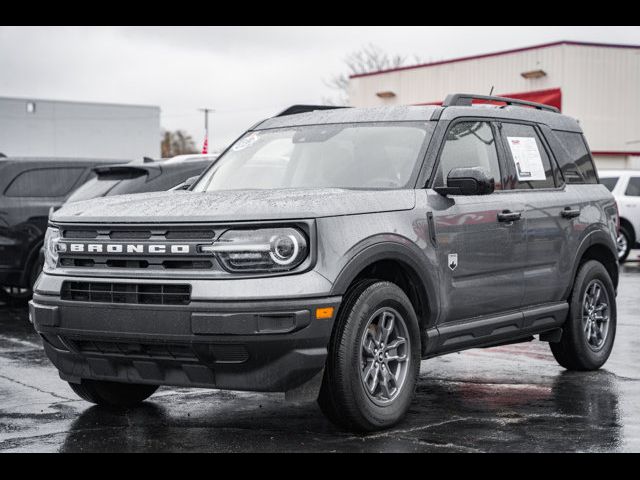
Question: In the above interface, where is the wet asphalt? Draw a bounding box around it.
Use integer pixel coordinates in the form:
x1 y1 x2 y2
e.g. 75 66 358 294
1 257 639 452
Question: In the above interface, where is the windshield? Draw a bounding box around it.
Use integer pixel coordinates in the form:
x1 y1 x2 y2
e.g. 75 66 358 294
192 122 432 192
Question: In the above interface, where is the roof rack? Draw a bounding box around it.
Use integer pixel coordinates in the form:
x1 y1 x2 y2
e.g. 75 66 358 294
443 93 559 113
275 105 350 117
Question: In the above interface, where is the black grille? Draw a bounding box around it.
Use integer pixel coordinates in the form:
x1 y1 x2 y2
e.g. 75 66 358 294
61 282 191 305
59 226 217 270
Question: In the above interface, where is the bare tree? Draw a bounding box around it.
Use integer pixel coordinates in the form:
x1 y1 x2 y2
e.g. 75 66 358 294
161 130 198 158
324 44 420 105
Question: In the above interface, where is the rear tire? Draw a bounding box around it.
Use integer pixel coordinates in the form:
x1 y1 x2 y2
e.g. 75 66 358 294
550 260 616 371
318 280 421 432
68 380 158 408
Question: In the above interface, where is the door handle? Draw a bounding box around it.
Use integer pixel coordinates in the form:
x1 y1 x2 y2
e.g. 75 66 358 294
497 210 522 222
561 207 581 219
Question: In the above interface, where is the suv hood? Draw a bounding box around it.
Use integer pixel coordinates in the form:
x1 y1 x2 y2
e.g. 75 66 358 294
51 188 416 223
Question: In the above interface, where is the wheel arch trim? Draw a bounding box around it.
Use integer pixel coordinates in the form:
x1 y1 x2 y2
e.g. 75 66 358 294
329 239 439 326
565 230 619 299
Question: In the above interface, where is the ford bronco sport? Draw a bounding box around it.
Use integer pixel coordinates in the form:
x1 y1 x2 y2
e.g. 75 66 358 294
30 95 619 432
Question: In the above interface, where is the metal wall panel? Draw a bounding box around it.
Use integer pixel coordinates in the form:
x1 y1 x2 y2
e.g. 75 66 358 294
0 97 160 160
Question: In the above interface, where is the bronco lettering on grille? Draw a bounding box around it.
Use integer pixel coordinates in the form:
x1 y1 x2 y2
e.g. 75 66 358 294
66 243 192 255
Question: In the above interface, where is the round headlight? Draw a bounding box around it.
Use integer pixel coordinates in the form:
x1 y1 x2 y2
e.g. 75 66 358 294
270 234 299 265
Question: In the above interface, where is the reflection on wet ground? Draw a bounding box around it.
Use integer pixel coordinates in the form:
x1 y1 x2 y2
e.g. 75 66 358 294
1 258 639 452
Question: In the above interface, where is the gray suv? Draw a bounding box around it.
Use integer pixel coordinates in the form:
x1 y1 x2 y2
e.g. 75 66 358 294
30 95 619 432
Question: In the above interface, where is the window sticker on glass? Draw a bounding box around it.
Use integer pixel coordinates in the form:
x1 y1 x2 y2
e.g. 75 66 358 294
507 136 546 181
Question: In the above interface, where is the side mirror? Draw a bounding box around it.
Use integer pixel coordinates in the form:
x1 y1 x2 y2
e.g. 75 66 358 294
435 167 495 196
174 175 199 191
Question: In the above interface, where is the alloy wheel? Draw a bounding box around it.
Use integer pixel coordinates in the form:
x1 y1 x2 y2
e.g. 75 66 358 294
360 307 410 406
582 279 611 351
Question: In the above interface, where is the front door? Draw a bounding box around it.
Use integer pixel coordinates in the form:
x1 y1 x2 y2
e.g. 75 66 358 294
429 120 526 323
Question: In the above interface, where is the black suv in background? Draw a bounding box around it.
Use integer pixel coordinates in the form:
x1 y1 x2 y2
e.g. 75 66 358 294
65 155 216 203
0 157 124 301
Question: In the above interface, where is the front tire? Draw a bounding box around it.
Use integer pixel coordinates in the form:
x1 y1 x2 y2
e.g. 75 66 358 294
68 380 158 408
550 260 616 371
318 280 421 432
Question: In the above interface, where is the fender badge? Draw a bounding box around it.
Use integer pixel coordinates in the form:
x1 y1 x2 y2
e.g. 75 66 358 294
448 253 458 271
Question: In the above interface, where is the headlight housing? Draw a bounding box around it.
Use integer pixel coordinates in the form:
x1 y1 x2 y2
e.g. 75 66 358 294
43 227 64 270
205 227 308 273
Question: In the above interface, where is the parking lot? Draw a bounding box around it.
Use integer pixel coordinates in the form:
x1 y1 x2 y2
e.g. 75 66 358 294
1 255 639 453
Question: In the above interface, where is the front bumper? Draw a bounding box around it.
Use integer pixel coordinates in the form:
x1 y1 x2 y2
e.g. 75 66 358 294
30 284 341 394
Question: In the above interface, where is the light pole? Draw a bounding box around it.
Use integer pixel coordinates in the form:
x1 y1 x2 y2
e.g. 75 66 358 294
199 107 215 153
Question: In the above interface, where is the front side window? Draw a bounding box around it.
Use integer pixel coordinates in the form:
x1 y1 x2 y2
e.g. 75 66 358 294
433 121 502 190
193 122 433 192
4 167 85 197
501 123 555 189
626 177 640 197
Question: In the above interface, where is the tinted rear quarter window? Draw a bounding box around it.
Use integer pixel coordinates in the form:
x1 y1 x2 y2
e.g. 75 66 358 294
552 131 598 184
4 167 85 197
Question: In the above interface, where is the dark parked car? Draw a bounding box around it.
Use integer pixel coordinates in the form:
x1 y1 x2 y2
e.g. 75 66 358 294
32 96 619 432
0 157 124 301
65 155 217 204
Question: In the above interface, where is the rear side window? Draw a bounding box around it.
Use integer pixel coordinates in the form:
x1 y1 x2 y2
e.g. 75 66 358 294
4 167 85 197
599 177 619 192
500 123 555 189
626 177 640 197
552 131 598 184
433 121 502 190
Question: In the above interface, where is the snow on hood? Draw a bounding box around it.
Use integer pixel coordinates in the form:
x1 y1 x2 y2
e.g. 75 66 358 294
52 188 416 223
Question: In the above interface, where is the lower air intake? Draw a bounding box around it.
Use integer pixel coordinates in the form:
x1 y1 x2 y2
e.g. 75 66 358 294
61 281 191 305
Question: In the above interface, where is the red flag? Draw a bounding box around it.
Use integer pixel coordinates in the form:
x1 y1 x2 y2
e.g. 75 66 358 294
201 137 208 154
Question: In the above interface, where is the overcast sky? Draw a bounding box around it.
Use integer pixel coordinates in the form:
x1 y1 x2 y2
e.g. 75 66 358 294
1 26 639 152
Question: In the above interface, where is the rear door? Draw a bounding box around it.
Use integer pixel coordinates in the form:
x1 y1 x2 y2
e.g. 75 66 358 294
430 119 526 322
496 122 583 307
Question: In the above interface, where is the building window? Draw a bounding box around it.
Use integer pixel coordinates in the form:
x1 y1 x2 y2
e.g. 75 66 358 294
26 101 36 114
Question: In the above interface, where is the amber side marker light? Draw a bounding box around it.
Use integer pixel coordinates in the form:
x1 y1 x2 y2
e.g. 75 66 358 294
315 307 334 320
